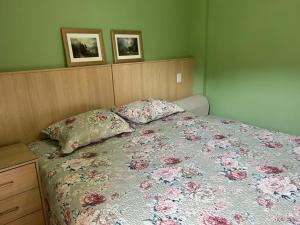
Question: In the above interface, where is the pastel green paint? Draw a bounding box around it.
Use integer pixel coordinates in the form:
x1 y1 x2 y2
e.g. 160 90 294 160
0 0 193 71
205 0 300 135
1 0 299 136
191 0 207 95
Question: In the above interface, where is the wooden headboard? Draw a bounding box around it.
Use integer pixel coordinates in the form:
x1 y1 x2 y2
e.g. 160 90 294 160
0 58 194 147
112 58 194 106
0 65 114 146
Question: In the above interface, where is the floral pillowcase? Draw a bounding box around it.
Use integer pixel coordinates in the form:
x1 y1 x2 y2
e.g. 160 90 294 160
113 98 184 124
43 109 134 154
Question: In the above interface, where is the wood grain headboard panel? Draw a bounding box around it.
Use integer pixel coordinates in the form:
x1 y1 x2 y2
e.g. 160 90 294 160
112 58 194 106
0 65 114 146
0 58 193 147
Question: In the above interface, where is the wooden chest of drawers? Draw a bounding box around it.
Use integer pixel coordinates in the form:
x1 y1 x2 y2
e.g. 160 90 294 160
0 143 45 225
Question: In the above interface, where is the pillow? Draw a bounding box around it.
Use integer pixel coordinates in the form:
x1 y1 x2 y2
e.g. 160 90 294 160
113 98 184 124
43 109 133 154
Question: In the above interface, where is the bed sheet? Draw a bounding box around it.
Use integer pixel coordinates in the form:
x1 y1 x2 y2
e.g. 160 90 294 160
30 112 300 225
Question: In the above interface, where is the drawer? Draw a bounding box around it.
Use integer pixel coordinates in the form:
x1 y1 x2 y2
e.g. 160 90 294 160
6 210 44 225
0 188 41 224
0 163 38 200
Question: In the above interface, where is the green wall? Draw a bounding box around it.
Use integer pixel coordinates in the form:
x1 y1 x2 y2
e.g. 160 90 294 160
205 0 300 135
191 0 207 94
1 0 299 135
0 0 193 72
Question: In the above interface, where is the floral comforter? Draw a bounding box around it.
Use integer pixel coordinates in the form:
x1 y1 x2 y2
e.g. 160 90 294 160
30 112 300 225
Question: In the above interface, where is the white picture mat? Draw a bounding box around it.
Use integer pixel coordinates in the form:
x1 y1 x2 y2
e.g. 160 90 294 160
115 34 141 60
67 33 103 63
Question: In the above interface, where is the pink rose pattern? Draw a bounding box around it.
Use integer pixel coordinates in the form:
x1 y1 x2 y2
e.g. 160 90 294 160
257 165 283 174
129 160 150 170
80 192 106 207
30 112 300 225
43 109 134 154
201 213 232 225
114 98 184 124
225 169 248 181
161 155 182 165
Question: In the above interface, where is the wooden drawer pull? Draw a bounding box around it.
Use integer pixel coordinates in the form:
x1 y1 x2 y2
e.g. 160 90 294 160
0 181 14 189
0 206 19 216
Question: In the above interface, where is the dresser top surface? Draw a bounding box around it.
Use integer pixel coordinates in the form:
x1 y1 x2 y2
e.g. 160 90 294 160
0 143 37 171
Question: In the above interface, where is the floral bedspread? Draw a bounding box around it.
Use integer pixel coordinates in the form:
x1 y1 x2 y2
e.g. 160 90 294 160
29 112 300 225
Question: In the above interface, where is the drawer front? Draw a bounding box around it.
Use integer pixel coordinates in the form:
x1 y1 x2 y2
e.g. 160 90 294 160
6 210 44 225
0 163 38 200
0 188 41 224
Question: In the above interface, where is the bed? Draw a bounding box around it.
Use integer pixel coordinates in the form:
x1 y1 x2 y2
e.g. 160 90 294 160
30 111 300 225
1 58 299 224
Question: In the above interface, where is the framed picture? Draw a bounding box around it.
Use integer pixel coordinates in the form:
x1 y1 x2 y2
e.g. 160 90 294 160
111 30 144 63
61 28 106 67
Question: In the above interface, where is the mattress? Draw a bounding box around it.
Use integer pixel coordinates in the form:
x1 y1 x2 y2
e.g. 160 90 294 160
30 112 300 225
